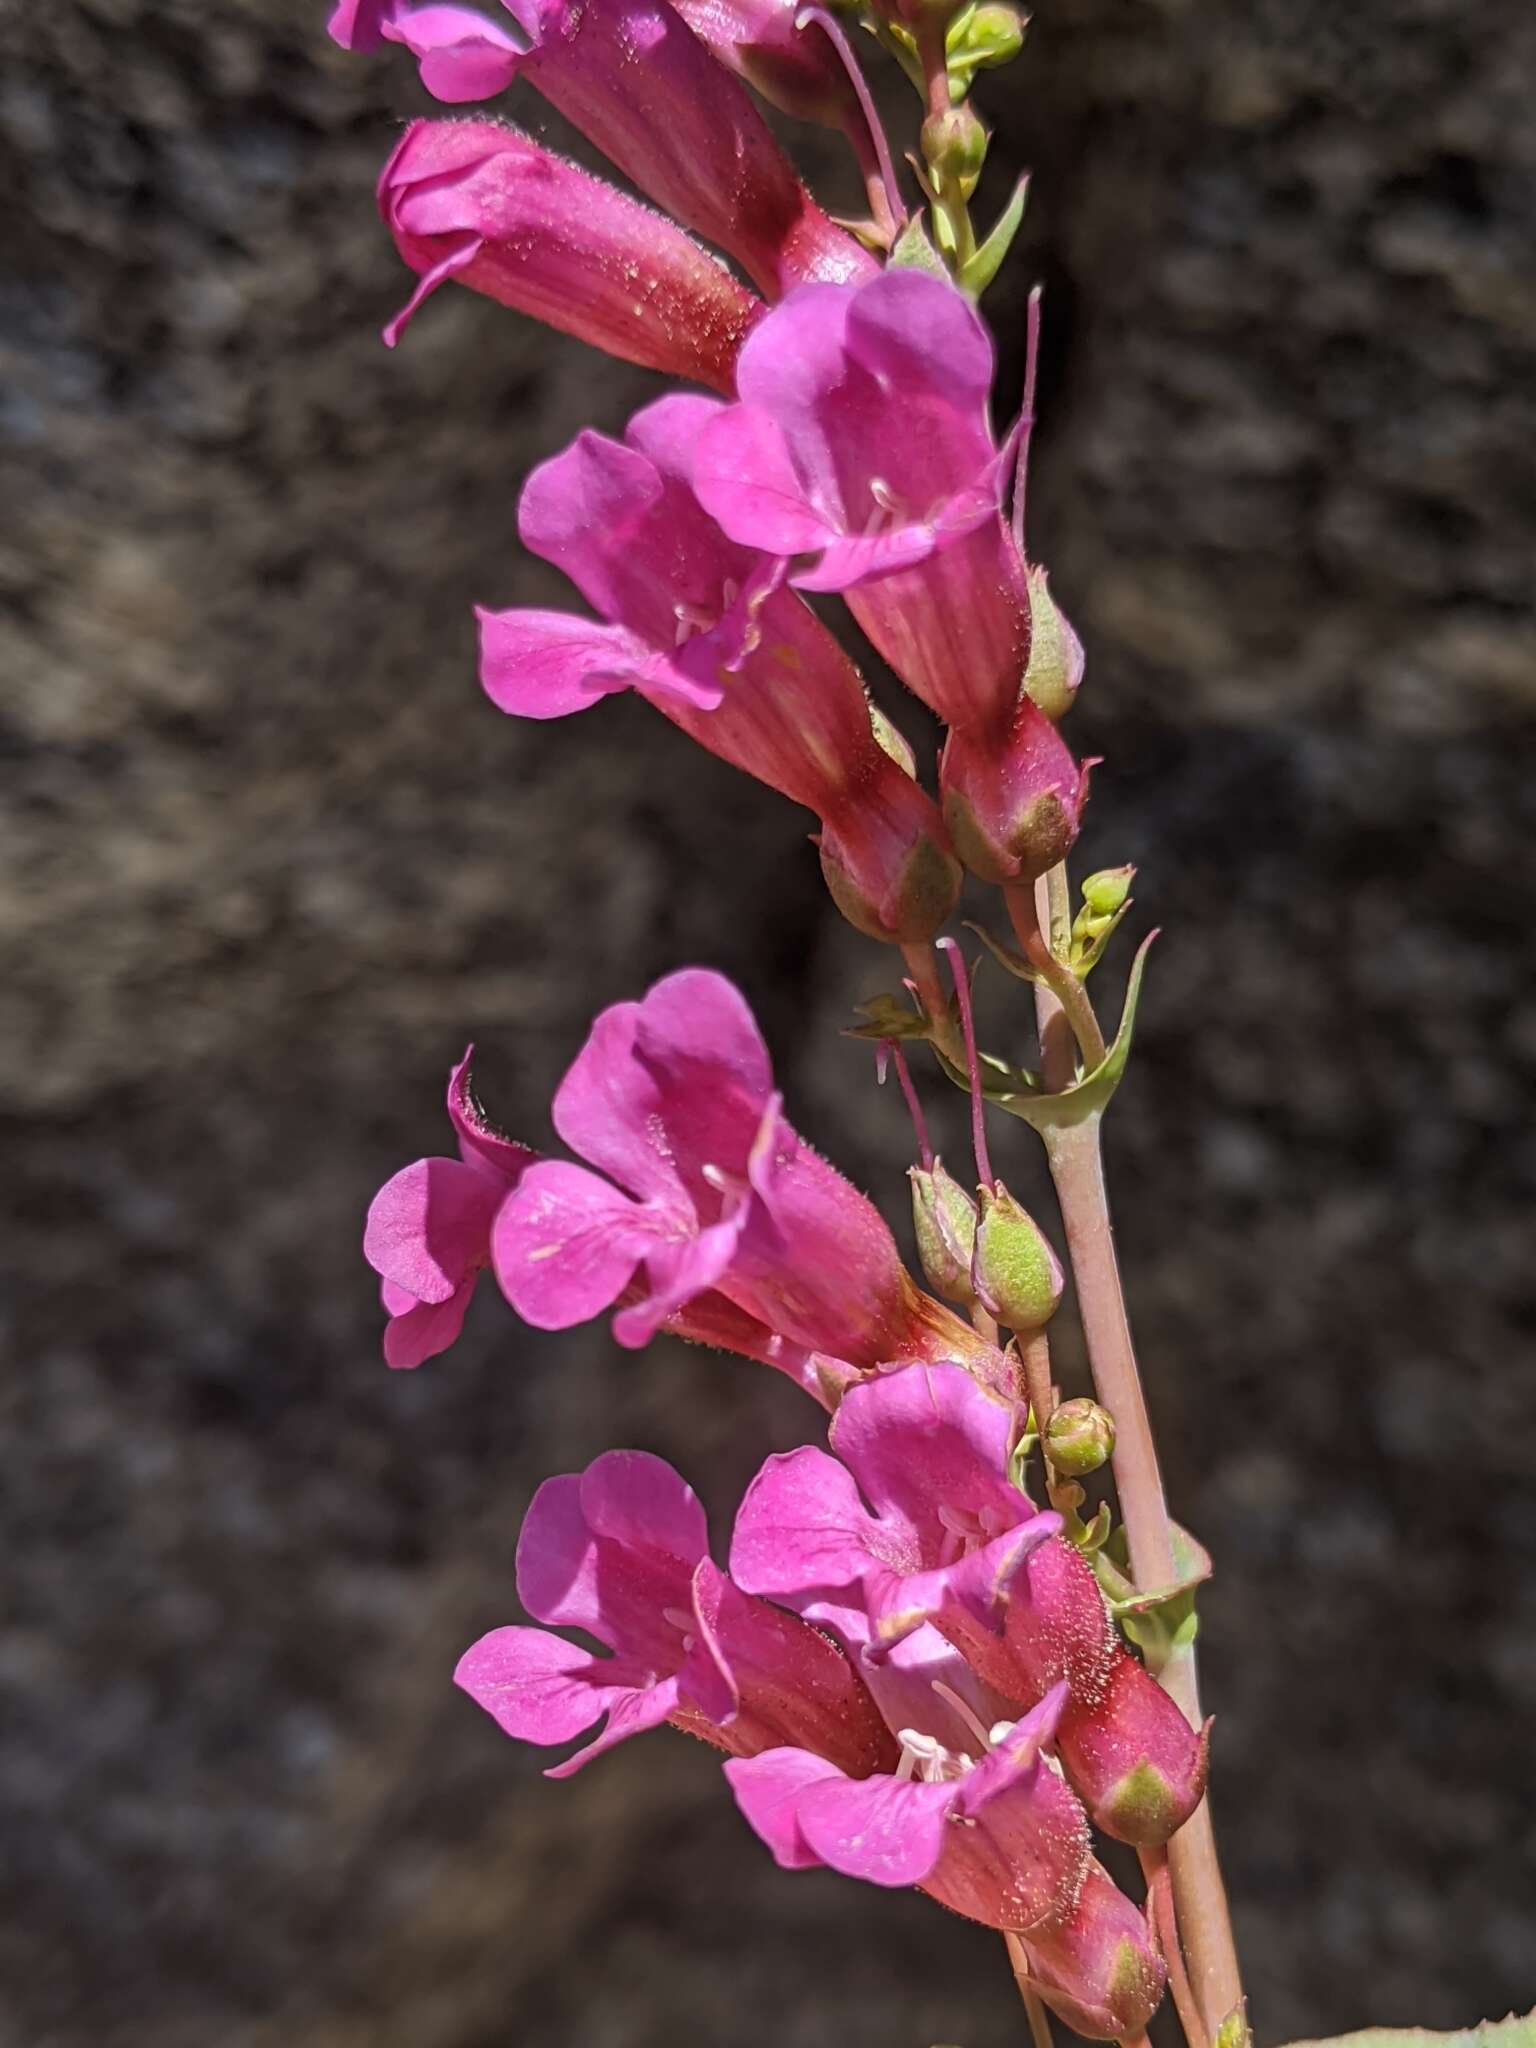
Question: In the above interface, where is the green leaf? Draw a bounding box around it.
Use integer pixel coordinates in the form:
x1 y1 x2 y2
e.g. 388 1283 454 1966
887 213 950 281
1276 2019 1536 2048
963 919 1041 985
1092 1518 1211 1668
845 992 934 1043
958 175 1028 296
993 931 1158 1134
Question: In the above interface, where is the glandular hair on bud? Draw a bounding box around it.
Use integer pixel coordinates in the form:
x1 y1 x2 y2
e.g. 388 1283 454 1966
1045 1397 1116 1475
971 1182 1064 1332
910 1158 979 1305
1022 566 1085 722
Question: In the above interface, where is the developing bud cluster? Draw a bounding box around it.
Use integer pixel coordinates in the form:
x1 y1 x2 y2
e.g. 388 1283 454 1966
335 0 1223 2038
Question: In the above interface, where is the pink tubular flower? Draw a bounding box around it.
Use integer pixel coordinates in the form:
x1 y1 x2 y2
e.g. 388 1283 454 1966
1016 1859 1169 2040
329 0 875 298
730 1362 1208 1845
457 1448 897 1777
378 120 760 391
693 269 1032 737
477 394 960 944
669 0 860 129
490 969 988 1368
725 1683 1089 1931
363 1046 536 1369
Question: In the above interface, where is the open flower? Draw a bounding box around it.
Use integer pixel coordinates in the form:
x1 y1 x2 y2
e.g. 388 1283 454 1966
731 1362 1208 1843
457 1448 896 1777
491 969 988 1368
329 0 875 297
479 394 960 942
726 1683 1083 1922
378 120 760 391
693 268 1031 736
363 1046 536 1369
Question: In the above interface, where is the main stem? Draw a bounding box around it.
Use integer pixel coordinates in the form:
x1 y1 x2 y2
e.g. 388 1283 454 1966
1027 871 1244 2034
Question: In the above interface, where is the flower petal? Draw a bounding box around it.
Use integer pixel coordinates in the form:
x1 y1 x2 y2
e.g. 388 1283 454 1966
446 1045 537 1182
730 1444 888 1597
477 607 654 718
692 402 836 557
491 1160 663 1328
454 1623 622 1746
543 1672 682 1778
829 1362 1025 1549
578 1449 711 1567
364 1154 502 1303
796 1769 954 1887
381 1274 478 1369
724 1747 844 1870
611 1208 747 1350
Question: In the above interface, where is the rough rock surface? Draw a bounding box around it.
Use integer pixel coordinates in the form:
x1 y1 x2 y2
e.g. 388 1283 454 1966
3 1 1533 2043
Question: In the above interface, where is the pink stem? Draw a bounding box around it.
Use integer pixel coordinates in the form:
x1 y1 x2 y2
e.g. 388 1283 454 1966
796 5 906 237
885 1040 934 1169
1012 285 1042 558
937 936 994 1190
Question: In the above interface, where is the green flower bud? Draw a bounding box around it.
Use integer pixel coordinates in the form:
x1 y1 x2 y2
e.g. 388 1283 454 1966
971 1181 1064 1331
920 105 989 201
910 1158 979 1305
1081 865 1134 918
1045 1397 1116 1476
1021 565 1085 721
946 1 1026 94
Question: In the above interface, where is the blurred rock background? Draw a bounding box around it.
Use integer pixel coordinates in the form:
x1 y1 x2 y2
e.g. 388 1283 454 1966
2 0 1534 2043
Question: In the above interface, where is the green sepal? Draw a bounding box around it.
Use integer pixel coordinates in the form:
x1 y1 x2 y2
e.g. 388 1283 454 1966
1277 2020 1536 2048
991 932 1158 1134
888 213 951 281
963 918 1041 986
1007 1410 1040 1493
958 175 1028 296
945 0 1027 98
1093 1518 1211 1668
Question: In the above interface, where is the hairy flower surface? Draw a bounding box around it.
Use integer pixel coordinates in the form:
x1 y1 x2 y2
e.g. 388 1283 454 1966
330 0 875 296
459 1448 897 1775
491 969 984 1365
363 1047 535 1368
732 1362 1206 1842
693 268 1030 735
479 395 959 939
378 120 761 388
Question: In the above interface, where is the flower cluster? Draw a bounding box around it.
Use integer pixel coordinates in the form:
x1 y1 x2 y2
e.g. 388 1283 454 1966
336 0 1224 2035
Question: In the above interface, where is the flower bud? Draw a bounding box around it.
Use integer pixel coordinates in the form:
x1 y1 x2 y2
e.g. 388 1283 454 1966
910 1158 980 1305
1045 1398 1116 1476
1018 1860 1166 2042
971 1182 1064 1332
818 761 962 945
1056 1654 1212 1846
921 105 989 201
940 697 1091 886
1021 565 1085 721
946 2 1027 95
1081 865 1134 918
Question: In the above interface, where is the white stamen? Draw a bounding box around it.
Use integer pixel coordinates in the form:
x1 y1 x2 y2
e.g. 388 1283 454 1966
930 1679 995 1755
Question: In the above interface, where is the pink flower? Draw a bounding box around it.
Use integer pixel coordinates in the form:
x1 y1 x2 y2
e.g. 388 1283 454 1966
329 0 876 298
1015 1860 1169 2041
478 395 959 942
490 969 981 1366
693 269 1031 737
725 1683 1089 1936
378 120 760 392
457 1447 896 1777
363 1046 536 1369
940 697 1093 885
730 1362 1208 1844
669 0 860 129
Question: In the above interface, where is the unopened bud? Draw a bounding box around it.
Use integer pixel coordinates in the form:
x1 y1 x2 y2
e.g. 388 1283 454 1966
971 1181 1064 1331
1045 1398 1116 1476
921 105 989 200
946 1 1027 92
1021 566 1085 721
940 698 1092 886
1081 865 1134 918
910 1158 979 1305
